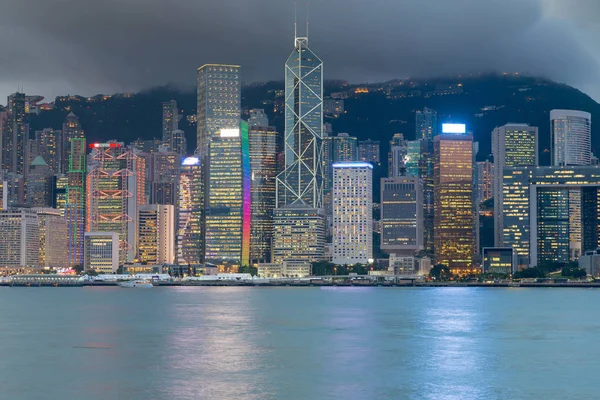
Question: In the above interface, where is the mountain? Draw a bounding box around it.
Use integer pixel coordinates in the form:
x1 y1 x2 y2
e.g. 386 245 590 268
29 73 600 167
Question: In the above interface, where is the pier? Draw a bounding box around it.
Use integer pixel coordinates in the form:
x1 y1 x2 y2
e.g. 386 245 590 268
7 275 84 287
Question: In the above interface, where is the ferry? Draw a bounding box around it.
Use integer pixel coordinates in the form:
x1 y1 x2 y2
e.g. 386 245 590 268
118 279 153 288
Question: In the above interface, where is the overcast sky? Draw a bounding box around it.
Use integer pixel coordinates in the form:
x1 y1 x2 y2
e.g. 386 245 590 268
0 0 599 102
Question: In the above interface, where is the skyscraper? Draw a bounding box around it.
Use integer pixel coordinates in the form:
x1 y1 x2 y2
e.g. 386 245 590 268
162 100 181 151
66 137 86 267
86 142 145 264
492 124 538 246
138 204 175 265
203 122 251 269
2 93 28 175
0 209 39 269
275 33 324 209
37 208 68 270
529 167 600 266
33 129 60 174
196 64 246 270
476 161 494 204
61 112 84 174
380 176 424 263
248 109 269 128
249 126 277 264
388 133 407 177
322 132 358 225
416 107 438 140
196 65 241 155
358 139 380 165
177 156 203 266
148 148 180 206
170 129 187 155
26 156 55 208
332 162 373 265
434 134 475 272
551 109 592 166
273 27 326 264
332 133 357 161
502 167 533 268
405 140 422 177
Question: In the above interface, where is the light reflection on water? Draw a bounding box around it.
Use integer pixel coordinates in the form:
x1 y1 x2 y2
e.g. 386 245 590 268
0 287 598 399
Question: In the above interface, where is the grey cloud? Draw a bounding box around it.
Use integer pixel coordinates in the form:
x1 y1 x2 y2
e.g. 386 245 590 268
0 0 598 100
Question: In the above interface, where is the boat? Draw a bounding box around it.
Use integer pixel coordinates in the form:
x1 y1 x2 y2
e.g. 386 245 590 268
118 279 153 288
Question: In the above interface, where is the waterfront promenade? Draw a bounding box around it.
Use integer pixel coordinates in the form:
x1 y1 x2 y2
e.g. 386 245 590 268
2 275 599 288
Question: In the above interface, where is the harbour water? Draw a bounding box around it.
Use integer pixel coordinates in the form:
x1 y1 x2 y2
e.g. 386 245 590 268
0 286 598 399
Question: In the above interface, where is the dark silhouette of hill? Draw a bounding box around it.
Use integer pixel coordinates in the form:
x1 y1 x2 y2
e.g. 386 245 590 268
30 74 600 168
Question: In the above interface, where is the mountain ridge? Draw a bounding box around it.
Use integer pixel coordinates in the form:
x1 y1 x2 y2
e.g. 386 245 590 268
29 73 600 167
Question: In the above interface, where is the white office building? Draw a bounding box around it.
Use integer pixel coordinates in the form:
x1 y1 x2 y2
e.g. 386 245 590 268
551 109 592 166
36 208 68 270
332 162 373 265
138 204 175 265
0 209 40 268
84 232 119 273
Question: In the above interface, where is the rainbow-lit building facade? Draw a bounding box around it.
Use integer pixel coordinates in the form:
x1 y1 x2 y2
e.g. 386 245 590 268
203 121 251 269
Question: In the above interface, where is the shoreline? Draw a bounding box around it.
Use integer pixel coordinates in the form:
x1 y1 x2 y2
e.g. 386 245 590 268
2 281 599 288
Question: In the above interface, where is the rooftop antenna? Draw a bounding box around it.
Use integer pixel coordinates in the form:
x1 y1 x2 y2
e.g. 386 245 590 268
294 2 297 43
306 1 309 39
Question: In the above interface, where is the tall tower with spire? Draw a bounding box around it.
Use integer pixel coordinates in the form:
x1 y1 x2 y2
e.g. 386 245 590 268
276 16 324 207
272 12 326 265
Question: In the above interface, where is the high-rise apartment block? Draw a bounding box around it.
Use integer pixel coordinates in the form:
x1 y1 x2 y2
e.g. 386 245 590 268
492 124 538 246
358 139 380 165
551 110 592 166
31 128 60 174
248 109 269 128
332 162 373 265
162 100 182 151
416 107 438 140
2 93 29 176
434 134 475 272
388 133 407 177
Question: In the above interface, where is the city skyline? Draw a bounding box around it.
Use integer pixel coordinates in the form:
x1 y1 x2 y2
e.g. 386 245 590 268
0 10 597 279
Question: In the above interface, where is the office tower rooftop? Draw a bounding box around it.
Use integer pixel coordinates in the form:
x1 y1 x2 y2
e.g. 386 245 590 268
551 109 591 167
